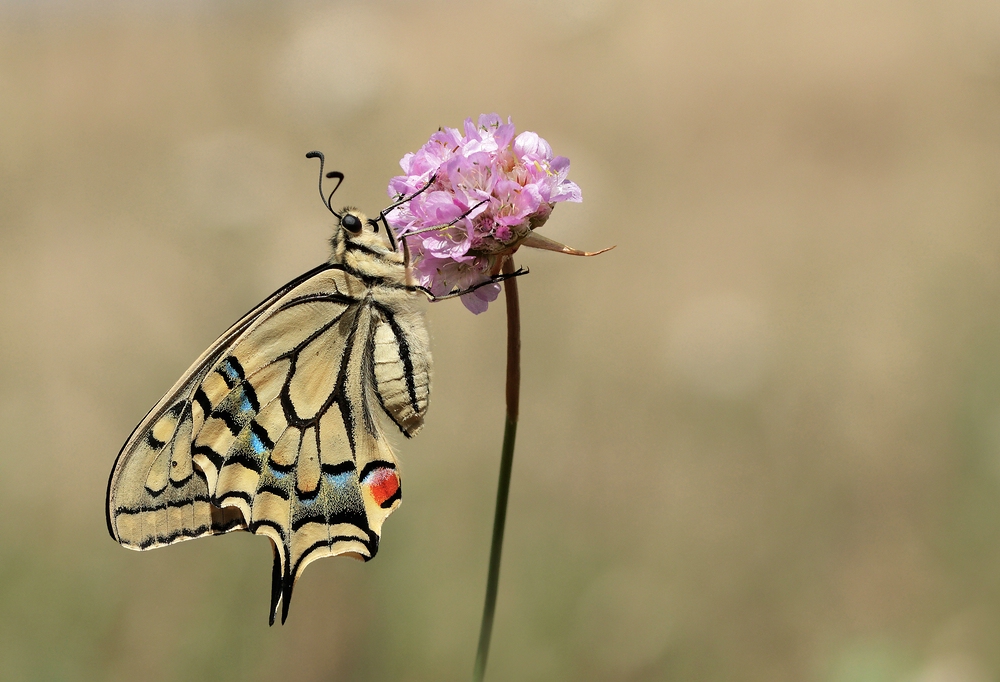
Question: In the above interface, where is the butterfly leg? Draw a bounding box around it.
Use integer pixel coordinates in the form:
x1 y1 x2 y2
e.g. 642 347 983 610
375 174 439 250
402 236 413 286
412 266 530 302
380 195 489 257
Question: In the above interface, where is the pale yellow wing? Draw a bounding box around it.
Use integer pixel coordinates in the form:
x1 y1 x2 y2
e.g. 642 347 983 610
107 262 430 623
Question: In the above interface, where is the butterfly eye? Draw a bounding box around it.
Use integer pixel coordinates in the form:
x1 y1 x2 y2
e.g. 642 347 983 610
341 214 363 233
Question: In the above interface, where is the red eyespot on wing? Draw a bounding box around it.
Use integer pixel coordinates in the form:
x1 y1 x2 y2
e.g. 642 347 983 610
365 467 400 508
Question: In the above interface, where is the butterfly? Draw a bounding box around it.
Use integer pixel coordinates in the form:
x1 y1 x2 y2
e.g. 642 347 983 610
106 153 435 625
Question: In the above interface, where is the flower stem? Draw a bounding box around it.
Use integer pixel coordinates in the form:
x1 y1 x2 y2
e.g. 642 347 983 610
473 258 521 682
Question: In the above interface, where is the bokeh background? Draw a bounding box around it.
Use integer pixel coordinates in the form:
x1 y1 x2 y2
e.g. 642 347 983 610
2 1 1000 680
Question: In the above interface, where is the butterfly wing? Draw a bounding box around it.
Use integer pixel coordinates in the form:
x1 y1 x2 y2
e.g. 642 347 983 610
107 262 429 623
106 262 338 550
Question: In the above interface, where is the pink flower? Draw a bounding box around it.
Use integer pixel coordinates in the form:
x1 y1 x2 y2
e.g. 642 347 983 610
387 114 596 314
513 131 553 162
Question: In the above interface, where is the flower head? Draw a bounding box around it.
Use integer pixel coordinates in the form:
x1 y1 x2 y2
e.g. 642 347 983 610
386 114 593 313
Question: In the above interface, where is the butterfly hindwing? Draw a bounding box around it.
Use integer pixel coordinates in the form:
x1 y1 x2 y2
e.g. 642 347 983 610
109 398 246 550
197 289 404 623
108 235 429 623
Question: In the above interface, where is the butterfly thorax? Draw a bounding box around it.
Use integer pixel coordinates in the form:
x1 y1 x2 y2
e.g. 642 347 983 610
331 209 410 289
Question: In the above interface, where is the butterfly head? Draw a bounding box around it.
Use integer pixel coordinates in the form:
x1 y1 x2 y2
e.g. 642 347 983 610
331 208 402 268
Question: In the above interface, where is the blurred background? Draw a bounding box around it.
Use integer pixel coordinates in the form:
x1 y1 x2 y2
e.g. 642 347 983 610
1 0 1000 680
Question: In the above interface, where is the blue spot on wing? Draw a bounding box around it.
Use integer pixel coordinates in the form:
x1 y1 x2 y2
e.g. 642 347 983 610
326 472 352 488
219 358 243 386
250 431 267 455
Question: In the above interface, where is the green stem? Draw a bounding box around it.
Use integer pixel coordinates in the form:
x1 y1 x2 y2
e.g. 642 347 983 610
473 258 521 682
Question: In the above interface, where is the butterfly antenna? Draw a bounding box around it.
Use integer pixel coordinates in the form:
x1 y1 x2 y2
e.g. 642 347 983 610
305 151 344 219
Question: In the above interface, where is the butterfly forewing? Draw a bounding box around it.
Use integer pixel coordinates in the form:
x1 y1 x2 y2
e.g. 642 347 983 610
107 219 431 624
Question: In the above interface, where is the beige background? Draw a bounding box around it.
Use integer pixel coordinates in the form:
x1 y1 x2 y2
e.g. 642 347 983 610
2 1 1000 680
